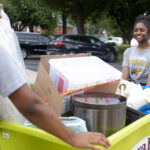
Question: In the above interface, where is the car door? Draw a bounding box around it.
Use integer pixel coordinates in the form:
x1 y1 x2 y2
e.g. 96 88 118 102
88 37 107 59
37 35 50 52
24 34 38 51
63 35 79 53
75 36 93 53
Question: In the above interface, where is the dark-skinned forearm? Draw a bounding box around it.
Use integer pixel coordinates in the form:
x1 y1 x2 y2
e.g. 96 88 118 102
9 84 75 145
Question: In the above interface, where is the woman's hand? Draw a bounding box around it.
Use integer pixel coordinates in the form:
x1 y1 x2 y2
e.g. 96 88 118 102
69 132 110 150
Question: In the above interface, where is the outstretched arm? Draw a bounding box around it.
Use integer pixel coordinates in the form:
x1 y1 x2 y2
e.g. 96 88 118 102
9 84 110 150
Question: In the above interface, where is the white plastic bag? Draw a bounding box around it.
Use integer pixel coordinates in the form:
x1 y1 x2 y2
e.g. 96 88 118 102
116 80 148 109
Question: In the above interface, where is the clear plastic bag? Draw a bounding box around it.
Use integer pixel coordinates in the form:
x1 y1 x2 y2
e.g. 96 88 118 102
60 116 88 133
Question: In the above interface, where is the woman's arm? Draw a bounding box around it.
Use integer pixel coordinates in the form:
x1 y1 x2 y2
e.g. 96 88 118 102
122 66 130 80
146 72 150 86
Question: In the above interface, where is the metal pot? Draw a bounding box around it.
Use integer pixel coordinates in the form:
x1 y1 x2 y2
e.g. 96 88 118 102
72 93 126 136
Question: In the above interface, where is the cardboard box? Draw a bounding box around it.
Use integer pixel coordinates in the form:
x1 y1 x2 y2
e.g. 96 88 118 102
33 53 120 116
33 53 91 116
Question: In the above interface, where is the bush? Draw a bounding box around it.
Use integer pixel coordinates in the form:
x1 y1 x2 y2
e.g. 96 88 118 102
114 44 129 51
114 44 130 62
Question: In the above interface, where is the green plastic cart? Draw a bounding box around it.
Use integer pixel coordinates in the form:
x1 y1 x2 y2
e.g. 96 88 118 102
0 114 150 150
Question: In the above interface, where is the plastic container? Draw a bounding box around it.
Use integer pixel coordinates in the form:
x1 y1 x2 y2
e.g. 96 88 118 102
138 103 150 114
49 56 121 94
0 113 150 150
106 114 150 150
141 86 150 90
0 121 76 150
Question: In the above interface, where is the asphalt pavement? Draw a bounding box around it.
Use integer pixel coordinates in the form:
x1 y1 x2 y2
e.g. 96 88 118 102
109 61 122 71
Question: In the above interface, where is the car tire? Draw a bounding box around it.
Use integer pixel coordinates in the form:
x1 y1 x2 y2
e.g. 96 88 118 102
106 51 116 62
21 48 28 59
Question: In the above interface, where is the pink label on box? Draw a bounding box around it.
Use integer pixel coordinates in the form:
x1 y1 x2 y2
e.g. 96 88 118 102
58 77 64 93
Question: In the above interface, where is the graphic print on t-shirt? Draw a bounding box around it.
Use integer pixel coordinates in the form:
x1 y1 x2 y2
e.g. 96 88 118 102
128 56 150 78
132 69 141 75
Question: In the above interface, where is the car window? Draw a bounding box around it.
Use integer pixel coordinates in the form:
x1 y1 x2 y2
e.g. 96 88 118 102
78 36 90 44
64 36 78 42
38 35 50 43
89 37 102 46
16 32 24 38
24 34 38 42
16 32 25 41
55 36 63 42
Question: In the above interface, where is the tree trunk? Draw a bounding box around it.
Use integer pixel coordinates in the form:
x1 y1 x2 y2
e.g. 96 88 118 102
62 11 67 34
29 25 34 32
76 12 85 34
73 1 85 34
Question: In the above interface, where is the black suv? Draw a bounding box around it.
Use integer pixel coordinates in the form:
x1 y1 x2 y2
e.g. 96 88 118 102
16 32 52 59
49 35 118 62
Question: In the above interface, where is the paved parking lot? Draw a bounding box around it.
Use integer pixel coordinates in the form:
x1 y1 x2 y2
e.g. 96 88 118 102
109 61 122 71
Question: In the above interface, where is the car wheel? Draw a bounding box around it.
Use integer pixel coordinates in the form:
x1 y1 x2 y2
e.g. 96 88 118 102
106 51 116 62
21 48 28 59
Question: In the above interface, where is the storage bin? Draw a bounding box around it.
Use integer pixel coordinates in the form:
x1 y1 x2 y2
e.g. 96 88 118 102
0 113 150 150
49 56 121 94
0 121 76 150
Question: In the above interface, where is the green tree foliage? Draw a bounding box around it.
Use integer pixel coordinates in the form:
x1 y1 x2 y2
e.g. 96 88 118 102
85 0 150 43
85 13 123 38
38 0 150 41
2 0 150 41
0 0 18 23
107 0 149 43
39 0 111 34
1 0 57 33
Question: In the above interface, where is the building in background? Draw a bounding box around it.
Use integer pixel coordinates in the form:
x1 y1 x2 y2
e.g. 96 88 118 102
54 21 77 35
21 21 77 35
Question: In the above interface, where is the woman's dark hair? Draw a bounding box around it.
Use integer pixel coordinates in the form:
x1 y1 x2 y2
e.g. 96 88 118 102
134 15 150 33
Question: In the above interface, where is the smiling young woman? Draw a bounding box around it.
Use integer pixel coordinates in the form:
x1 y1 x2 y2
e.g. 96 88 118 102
122 15 150 86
